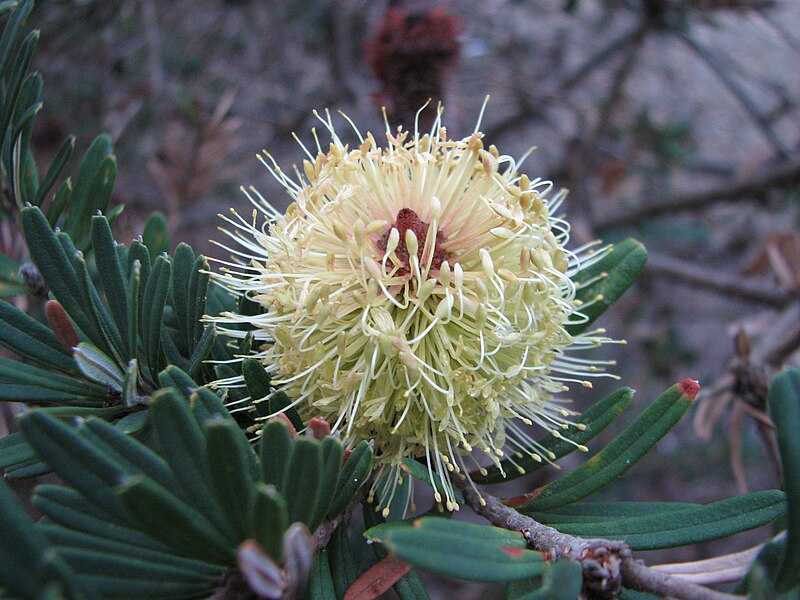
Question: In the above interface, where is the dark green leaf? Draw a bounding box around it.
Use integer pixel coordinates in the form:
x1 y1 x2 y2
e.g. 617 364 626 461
516 380 696 511
260 418 293 490
528 491 785 550
567 238 647 336
329 524 357 598
46 178 71 227
0 0 33 77
474 387 633 483
768 367 800 591
0 431 36 470
0 476 91 600
91 215 129 353
33 485 160 550
142 254 171 374
22 206 101 344
253 483 288 562
19 410 128 515
328 440 372 518
206 417 256 541
149 389 235 542
116 475 234 565
171 242 195 348
187 255 210 344
39 523 223 577
142 211 169 262
0 298 76 373
366 518 546 583
188 324 216 379
307 548 337 600
306 436 343 531
33 135 75 207
283 437 323 528
510 560 583 600
61 134 114 244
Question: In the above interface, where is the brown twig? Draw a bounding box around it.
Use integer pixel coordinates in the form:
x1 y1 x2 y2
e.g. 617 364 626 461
645 253 794 307
456 480 742 600
595 156 800 230
312 488 364 552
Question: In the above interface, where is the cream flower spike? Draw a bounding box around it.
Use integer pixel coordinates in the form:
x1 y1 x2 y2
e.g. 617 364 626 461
207 102 618 516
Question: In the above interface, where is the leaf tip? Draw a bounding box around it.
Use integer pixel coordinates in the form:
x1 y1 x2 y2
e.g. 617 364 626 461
677 378 700 401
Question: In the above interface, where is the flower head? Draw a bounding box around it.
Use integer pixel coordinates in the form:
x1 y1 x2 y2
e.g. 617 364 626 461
209 107 618 514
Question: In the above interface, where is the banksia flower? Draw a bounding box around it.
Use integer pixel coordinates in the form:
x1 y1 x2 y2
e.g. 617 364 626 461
209 107 617 514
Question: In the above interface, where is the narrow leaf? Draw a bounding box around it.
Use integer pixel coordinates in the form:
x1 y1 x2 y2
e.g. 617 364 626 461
328 441 372 518
567 238 647 335
116 475 234 565
515 379 697 511
474 387 633 483
768 367 800 591
366 518 545 583
528 491 785 550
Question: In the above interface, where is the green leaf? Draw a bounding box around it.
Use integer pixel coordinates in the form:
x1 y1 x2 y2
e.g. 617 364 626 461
0 357 107 397
61 134 115 245
0 0 33 77
400 457 464 508
0 298 76 373
509 560 583 600
474 387 633 483
254 389 304 431
567 238 647 335
81 417 179 497
283 437 323 528
22 206 102 344
514 380 696 511
187 254 210 344
0 30 38 166
327 440 372 518
528 491 785 550
308 548 337 600
142 211 169 262
205 417 256 542
19 410 129 515
0 477 91 600
171 243 195 349
243 357 272 400
768 367 800 591
73 248 126 361
38 523 223 578
141 254 171 375
158 364 199 400
260 418 293 490
188 323 215 379
116 475 234 565
306 436 343 531
33 135 75 207
33 485 159 550
329 524 357 598
252 483 288 562
90 215 129 353
46 178 72 227
126 258 141 365
149 389 235 542
0 431 36 470
366 518 546 583
73 342 124 391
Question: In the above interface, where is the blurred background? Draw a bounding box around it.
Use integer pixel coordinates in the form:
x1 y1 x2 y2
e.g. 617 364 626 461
22 0 800 596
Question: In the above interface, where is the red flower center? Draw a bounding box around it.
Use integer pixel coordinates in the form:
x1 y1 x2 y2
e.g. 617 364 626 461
377 208 449 276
